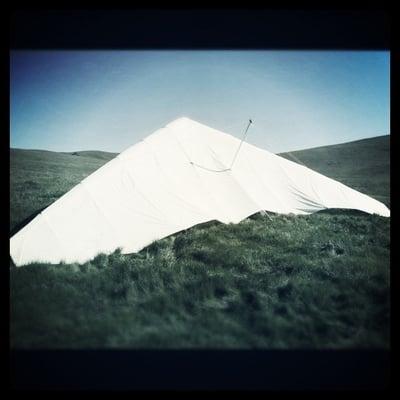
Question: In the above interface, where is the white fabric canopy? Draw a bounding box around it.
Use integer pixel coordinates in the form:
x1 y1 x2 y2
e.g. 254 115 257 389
10 117 390 266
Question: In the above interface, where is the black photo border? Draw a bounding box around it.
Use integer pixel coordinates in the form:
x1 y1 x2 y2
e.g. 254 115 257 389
6 4 396 392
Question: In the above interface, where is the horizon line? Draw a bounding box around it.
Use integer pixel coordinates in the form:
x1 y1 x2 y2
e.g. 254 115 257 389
10 133 390 155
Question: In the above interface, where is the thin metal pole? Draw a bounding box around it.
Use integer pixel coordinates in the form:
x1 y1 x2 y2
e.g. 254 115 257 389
229 119 253 170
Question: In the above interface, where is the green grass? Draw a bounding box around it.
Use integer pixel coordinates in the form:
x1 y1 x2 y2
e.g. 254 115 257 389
280 135 390 207
10 149 116 234
9 136 390 349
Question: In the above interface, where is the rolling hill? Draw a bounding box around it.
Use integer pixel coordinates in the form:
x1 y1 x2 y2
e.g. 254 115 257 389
10 135 390 234
279 135 390 207
10 149 117 234
9 135 390 349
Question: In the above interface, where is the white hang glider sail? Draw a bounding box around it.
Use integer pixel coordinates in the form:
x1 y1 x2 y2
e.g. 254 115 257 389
10 117 390 266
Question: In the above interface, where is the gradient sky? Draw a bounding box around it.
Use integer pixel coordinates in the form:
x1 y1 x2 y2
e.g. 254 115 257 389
10 50 390 154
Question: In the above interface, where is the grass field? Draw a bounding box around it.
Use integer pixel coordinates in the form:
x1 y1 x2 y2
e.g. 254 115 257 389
9 136 390 349
280 135 390 207
10 149 116 234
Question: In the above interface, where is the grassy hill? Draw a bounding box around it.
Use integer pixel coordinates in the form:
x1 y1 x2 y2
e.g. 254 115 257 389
63 150 118 161
9 136 390 349
279 135 390 207
10 149 117 234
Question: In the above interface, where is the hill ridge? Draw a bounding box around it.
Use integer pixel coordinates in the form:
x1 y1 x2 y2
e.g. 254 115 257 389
10 134 389 158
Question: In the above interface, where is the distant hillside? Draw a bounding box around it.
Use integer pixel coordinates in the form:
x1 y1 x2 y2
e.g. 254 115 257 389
279 135 390 207
10 149 117 233
11 148 117 163
10 135 389 233
63 150 118 161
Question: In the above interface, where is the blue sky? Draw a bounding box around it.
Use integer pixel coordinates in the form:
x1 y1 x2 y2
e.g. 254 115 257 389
10 50 389 154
